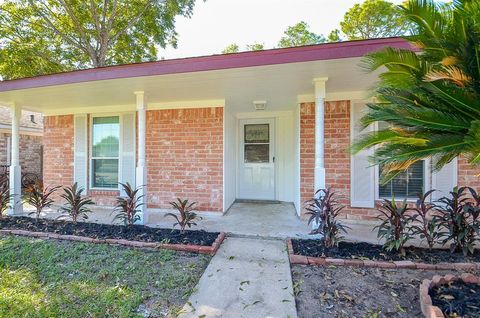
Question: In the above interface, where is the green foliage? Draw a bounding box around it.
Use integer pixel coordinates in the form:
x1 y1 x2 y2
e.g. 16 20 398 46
222 43 240 54
0 0 199 79
113 182 143 226
351 0 480 181
23 181 60 219
166 198 201 232
246 42 265 51
327 29 342 43
305 188 349 249
340 0 410 40
0 236 210 317
436 187 480 255
409 190 441 249
277 21 326 48
374 197 412 255
0 177 10 218
58 183 94 224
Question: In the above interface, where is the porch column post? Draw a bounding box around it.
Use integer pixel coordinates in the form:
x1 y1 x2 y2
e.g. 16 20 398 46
313 77 328 192
8 103 22 215
134 91 147 224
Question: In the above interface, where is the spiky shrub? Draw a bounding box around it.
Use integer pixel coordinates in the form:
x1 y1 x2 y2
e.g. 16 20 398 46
305 188 349 249
464 187 480 248
374 197 412 256
437 187 479 255
113 182 143 226
58 183 94 224
409 190 441 250
166 198 201 233
23 181 60 220
0 176 10 218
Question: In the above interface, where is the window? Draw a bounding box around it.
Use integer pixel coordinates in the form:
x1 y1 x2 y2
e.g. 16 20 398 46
91 116 119 189
244 124 270 163
379 161 425 199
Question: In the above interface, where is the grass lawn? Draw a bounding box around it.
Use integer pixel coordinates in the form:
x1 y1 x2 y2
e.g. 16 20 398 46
0 235 211 318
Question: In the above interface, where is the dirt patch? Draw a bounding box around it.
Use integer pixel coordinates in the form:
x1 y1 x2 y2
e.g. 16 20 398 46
292 265 479 318
292 238 480 263
0 216 219 246
430 280 480 317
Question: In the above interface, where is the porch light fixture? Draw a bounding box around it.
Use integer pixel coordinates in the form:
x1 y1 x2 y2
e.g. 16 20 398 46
253 100 267 111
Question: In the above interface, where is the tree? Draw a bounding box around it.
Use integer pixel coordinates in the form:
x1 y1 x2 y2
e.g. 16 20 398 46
277 21 325 48
340 0 410 40
327 29 342 43
222 43 240 54
246 42 265 51
351 0 480 181
0 0 198 80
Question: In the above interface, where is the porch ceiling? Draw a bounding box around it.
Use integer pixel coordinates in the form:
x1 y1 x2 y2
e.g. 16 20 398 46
0 56 377 114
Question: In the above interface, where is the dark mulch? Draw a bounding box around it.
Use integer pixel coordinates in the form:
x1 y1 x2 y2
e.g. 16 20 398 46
292 238 480 264
292 265 476 318
0 216 219 246
430 280 480 318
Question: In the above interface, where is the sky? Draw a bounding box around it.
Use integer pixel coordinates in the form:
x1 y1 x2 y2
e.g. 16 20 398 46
161 0 406 59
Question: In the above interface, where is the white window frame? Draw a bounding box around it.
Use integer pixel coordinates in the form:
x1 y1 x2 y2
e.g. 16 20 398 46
89 114 122 190
373 122 431 202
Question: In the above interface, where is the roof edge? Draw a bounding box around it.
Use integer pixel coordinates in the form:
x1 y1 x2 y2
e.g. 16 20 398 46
0 37 413 93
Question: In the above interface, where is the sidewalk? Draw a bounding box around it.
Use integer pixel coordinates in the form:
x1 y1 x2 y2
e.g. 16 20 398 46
179 236 297 318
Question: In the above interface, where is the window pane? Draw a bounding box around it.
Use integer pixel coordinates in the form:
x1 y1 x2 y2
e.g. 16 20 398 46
379 161 424 199
92 159 118 188
245 144 269 163
245 124 269 143
92 116 120 157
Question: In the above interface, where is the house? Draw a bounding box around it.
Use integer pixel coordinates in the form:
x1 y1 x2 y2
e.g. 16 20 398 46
0 37 477 221
0 106 43 177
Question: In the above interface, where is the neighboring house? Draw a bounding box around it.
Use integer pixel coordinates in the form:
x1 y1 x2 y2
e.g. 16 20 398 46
0 106 43 176
0 37 477 222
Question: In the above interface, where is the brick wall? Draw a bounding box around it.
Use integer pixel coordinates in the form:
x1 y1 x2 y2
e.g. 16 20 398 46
43 115 74 197
300 101 480 221
0 133 43 175
147 107 224 212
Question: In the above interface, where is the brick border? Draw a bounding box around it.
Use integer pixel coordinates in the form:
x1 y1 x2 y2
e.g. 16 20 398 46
0 229 226 255
287 239 480 270
420 273 480 318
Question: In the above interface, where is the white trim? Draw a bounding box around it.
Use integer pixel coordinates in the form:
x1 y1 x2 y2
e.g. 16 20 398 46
42 99 225 116
297 91 370 103
6 136 10 165
0 125 43 136
235 110 292 119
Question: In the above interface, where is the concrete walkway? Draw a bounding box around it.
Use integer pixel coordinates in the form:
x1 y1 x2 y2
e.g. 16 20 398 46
179 236 297 318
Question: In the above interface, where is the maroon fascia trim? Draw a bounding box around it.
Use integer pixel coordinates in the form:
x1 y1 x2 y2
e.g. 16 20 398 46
0 37 413 92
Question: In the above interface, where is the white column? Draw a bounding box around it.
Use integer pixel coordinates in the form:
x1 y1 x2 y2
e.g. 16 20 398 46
313 77 328 192
8 103 22 215
134 91 147 224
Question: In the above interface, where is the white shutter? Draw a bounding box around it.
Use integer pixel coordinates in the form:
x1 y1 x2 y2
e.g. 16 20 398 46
74 114 88 190
431 157 457 200
120 113 136 195
350 102 375 208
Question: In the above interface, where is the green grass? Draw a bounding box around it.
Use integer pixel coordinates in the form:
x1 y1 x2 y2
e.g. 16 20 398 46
0 236 211 318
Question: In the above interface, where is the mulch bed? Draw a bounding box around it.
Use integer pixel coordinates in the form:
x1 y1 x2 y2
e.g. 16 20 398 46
292 238 480 264
292 265 475 318
0 216 219 246
430 280 480 318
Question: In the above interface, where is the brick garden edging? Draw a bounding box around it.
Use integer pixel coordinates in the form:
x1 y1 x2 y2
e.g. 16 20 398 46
0 229 226 255
420 273 480 318
287 239 480 270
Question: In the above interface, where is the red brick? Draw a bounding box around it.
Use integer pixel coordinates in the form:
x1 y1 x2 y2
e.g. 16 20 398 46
290 254 308 265
415 263 437 270
374 261 396 269
325 258 345 266
307 257 326 266
393 260 416 269
453 262 477 271
344 259 364 267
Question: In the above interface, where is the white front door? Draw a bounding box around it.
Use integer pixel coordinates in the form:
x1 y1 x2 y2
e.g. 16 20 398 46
238 119 275 200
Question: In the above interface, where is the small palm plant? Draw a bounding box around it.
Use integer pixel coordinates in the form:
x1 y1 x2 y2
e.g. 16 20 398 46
166 198 201 233
58 183 94 224
305 188 350 249
23 181 60 220
374 197 412 256
113 182 143 226
409 190 441 250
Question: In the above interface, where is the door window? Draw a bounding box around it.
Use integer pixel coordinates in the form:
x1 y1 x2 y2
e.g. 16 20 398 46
244 124 269 163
